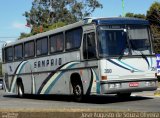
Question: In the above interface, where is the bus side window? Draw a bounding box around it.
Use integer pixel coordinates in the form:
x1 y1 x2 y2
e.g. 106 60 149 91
65 27 82 50
83 34 87 59
83 32 96 59
36 37 48 56
5 47 13 62
14 44 23 60
50 33 64 53
24 41 35 58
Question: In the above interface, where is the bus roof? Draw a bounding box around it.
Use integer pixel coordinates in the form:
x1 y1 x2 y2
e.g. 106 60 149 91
4 20 84 47
3 17 149 48
92 17 149 25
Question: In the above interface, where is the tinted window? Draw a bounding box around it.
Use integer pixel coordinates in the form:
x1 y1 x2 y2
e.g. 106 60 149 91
24 41 35 57
50 33 64 53
5 47 13 62
66 28 82 50
128 26 151 55
98 30 127 57
14 44 23 60
83 33 96 59
36 37 48 56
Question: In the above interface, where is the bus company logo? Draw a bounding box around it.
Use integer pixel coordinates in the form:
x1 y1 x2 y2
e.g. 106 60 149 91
34 58 62 68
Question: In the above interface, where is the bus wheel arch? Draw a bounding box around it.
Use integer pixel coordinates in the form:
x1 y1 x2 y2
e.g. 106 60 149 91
16 78 24 98
70 73 83 102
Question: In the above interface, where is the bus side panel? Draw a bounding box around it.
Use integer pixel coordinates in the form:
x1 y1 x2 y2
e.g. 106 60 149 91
81 61 100 95
31 51 81 95
3 51 100 96
3 62 24 93
41 72 71 95
34 73 54 94
63 49 100 95
19 75 32 94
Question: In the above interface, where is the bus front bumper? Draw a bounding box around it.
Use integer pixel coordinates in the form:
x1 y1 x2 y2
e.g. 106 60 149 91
100 79 158 94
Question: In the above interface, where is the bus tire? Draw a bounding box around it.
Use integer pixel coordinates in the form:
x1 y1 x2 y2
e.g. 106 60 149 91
17 82 24 98
117 93 131 98
73 83 83 102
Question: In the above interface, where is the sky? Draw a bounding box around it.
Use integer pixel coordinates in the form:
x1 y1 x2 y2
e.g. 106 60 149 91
0 0 159 44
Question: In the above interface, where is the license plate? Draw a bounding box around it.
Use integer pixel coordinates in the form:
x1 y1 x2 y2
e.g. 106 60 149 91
129 82 139 87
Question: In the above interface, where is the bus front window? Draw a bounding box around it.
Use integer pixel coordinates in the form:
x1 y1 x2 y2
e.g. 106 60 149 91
128 26 151 55
98 28 128 57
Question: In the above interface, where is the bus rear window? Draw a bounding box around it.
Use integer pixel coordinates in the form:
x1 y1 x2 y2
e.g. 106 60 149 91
5 47 13 62
24 41 35 58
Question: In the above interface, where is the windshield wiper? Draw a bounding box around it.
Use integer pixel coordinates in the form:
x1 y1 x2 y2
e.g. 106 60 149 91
118 53 124 60
118 48 129 60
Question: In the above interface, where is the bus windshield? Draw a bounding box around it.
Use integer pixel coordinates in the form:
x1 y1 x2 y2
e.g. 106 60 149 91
128 26 151 55
98 26 152 57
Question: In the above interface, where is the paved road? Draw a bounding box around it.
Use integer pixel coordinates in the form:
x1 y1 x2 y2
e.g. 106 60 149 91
0 90 160 112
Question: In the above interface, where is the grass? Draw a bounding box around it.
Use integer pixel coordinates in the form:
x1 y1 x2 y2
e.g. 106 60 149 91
154 82 160 96
154 91 160 96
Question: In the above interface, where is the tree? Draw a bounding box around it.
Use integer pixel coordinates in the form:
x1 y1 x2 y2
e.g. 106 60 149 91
20 0 102 39
146 1 160 53
125 12 146 19
19 32 33 39
146 1 160 37
125 2 160 53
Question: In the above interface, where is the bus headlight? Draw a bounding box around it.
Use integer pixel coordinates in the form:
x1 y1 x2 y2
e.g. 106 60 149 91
108 83 121 89
145 81 155 87
109 84 115 89
115 83 121 88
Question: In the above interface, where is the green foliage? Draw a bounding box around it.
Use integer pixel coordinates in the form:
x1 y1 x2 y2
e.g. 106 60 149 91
146 1 160 35
125 2 160 53
147 1 160 26
146 1 160 53
19 0 102 39
19 22 67 39
46 22 67 31
19 32 33 39
125 12 146 19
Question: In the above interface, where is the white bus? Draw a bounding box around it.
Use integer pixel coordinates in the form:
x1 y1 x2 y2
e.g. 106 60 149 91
2 17 158 101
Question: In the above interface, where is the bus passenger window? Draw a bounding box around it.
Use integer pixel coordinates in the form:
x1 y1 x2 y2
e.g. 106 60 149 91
65 27 82 50
83 32 96 59
36 37 48 56
14 44 23 60
50 33 64 53
5 47 13 62
24 41 35 58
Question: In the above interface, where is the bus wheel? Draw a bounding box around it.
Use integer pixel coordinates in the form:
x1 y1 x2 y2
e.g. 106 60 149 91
117 93 131 98
17 82 24 98
73 83 83 102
